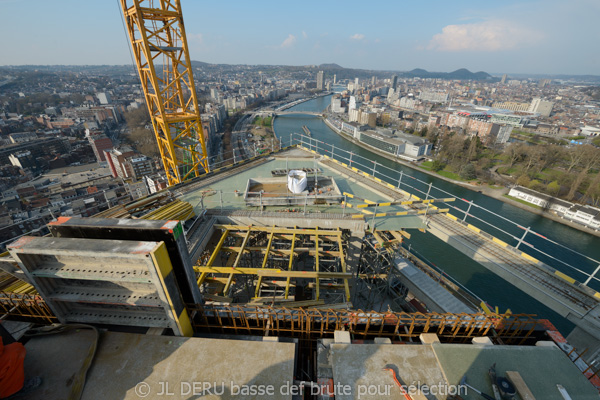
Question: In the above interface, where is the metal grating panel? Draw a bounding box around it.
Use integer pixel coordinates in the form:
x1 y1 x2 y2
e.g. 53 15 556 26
8 236 192 336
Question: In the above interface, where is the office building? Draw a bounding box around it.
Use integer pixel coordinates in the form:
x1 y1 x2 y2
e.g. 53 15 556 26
316 71 324 91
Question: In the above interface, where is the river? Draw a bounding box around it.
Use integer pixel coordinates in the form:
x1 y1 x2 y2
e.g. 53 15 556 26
273 93 600 335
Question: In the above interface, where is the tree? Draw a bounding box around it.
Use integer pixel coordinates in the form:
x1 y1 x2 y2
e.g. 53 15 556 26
124 107 151 129
124 127 159 158
539 144 563 171
516 174 530 187
504 142 525 167
431 160 446 172
567 145 600 200
547 181 561 196
460 164 477 180
529 179 544 192
565 146 586 173
582 172 600 204
466 136 482 162
426 127 439 146
522 145 543 176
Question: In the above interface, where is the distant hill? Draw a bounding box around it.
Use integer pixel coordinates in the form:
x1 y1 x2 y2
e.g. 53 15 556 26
403 68 493 81
318 63 344 70
187 60 497 81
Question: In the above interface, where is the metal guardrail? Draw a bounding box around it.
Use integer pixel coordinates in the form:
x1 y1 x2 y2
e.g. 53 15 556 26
277 132 600 290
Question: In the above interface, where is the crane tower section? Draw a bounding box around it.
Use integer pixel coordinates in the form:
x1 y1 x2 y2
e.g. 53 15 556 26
120 0 209 186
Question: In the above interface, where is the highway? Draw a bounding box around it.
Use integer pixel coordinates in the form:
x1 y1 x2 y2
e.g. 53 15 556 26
231 113 254 162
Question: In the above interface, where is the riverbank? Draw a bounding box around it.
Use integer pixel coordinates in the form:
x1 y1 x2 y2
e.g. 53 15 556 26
322 116 600 238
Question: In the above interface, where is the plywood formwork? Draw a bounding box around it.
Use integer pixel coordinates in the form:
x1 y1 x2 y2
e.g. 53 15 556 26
194 225 352 305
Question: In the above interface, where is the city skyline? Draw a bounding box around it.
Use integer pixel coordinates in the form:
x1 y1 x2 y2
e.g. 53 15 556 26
1 0 599 75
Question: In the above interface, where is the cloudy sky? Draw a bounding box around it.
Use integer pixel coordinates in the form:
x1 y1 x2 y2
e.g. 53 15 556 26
1 0 599 75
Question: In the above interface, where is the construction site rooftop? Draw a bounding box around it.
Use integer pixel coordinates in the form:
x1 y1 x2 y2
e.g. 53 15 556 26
179 148 427 231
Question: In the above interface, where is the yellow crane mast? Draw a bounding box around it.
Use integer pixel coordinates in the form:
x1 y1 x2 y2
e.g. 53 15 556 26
120 0 209 186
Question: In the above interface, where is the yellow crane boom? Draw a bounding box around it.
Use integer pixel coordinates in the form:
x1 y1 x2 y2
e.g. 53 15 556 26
120 0 209 186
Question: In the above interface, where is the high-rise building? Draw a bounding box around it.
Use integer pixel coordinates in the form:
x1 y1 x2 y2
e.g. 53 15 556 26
349 96 361 110
317 71 324 91
500 74 508 84
333 74 337 84
105 148 136 179
354 78 359 89
495 125 513 144
126 155 155 181
391 75 398 89
371 76 376 86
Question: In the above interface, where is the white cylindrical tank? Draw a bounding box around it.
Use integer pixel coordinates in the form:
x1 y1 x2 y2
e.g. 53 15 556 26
287 170 307 194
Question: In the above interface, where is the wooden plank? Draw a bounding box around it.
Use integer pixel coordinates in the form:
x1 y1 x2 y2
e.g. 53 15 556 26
506 371 536 400
203 293 232 303
274 299 325 307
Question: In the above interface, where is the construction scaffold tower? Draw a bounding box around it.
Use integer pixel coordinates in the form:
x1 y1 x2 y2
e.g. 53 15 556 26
120 0 209 186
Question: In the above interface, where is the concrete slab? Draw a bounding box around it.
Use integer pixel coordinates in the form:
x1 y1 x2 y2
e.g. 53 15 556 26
330 343 447 400
471 337 493 346
420 333 440 344
180 157 426 230
431 342 600 400
334 330 351 344
81 332 296 399
21 328 97 400
20 330 296 400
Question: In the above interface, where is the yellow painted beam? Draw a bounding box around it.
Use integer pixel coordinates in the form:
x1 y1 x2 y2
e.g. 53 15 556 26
338 229 351 300
194 266 352 278
222 273 235 295
205 230 229 267
315 226 320 300
214 225 342 237
196 271 208 286
285 232 297 299
232 229 252 268
255 231 275 298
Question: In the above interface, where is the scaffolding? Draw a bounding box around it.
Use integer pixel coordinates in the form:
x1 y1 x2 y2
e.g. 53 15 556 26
194 225 352 305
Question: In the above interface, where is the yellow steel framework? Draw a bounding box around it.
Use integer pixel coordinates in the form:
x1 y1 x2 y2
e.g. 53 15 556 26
120 0 209 186
195 225 351 304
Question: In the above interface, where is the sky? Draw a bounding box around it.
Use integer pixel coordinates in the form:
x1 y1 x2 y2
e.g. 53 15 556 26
1 0 599 75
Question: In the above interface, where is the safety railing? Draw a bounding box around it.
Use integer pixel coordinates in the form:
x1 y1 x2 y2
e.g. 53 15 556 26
259 131 600 290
